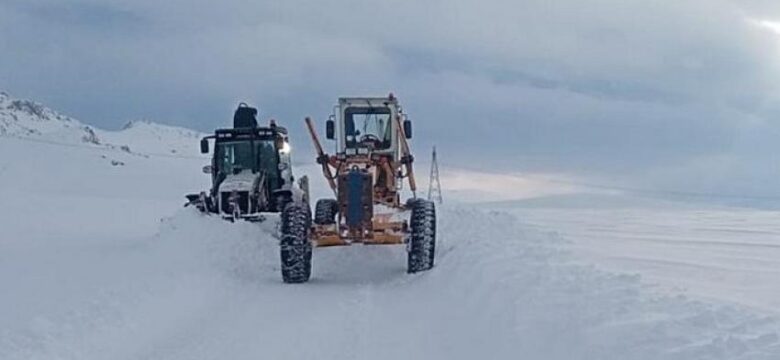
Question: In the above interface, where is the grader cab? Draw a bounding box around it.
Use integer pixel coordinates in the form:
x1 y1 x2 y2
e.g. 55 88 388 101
277 94 437 283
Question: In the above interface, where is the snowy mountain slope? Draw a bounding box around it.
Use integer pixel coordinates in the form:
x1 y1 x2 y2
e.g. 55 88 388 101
0 91 206 157
1 94 780 359
99 120 205 157
0 91 101 144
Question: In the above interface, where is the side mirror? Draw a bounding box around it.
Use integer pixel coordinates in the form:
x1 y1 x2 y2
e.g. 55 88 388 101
202 165 213 174
403 120 412 139
326 119 335 140
200 138 209 154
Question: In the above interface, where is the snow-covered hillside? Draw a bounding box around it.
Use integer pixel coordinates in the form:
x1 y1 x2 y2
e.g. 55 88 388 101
0 91 206 158
101 120 205 157
1 94 780 359
0 91 101 144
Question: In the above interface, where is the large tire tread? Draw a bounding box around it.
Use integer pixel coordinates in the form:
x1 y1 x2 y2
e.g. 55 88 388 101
314 198 338 225
280 203 312 283
407 199 436 273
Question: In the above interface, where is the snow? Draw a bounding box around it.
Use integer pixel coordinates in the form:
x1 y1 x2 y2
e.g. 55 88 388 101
0 92 207 158
0 94 96 144
496 194 780 316
100 120 206 157
2 93 780 359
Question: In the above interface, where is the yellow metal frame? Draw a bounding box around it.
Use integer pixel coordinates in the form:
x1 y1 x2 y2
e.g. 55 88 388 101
310 213 408 247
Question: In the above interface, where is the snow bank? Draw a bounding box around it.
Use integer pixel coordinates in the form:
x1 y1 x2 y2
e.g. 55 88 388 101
2 206 778 359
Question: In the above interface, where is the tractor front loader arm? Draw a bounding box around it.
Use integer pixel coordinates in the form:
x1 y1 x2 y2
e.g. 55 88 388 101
305 117 338 194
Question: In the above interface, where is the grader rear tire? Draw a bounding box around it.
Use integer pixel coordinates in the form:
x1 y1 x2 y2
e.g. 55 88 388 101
280 203 312 283
407 199 436 273
314 198 338 225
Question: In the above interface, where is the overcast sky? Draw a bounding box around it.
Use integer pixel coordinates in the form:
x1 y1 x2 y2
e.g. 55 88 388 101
3 0 780 198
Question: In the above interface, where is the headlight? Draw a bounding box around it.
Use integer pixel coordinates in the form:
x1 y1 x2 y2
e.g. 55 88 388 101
279 142 291 154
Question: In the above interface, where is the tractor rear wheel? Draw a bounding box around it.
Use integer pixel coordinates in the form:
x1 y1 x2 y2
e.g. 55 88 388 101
314 198 338 225
407 199 436 273
280 203 312 283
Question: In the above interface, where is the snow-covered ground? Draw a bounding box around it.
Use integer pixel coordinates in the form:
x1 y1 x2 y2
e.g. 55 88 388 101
2 93 780 359
491 194 780 316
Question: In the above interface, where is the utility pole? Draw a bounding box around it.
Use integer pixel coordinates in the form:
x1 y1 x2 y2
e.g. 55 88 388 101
427 146 443 204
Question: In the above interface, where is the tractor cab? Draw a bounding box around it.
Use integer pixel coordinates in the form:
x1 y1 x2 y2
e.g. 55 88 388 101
208 127 288 199
188 103 302 221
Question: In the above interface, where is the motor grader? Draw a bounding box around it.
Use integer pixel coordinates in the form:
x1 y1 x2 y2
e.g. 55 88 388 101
278 94 436 283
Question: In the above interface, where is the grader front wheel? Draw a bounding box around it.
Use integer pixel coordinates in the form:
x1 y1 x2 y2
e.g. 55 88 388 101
407 199 436 273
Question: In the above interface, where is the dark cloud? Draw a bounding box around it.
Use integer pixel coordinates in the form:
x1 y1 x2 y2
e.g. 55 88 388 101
2 0 780 196
5 1 148 34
